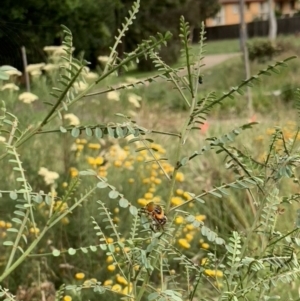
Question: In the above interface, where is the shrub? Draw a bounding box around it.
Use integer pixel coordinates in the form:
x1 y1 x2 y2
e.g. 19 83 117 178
0 2 300 301
247 38 281 62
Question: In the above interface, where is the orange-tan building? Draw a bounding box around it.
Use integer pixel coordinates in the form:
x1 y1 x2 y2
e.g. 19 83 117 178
206 0 298 27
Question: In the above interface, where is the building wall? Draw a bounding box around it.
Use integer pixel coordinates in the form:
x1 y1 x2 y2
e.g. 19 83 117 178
206 0 297 27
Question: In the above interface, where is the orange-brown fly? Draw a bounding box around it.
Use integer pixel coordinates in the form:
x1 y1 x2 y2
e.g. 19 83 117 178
138 202 167 231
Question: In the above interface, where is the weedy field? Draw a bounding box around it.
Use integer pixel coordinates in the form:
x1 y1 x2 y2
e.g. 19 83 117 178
0 6 300 301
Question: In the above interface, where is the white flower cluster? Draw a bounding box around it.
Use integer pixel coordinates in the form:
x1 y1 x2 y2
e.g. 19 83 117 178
38 167 59 185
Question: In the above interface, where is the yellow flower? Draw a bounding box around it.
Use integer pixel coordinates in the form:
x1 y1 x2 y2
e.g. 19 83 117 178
114 208 119 214
124 247 131 253
183 192 193 200
202 243 210 249
95 156 104 165
107 237 114 244
185 233 194 242
114 160 122 167
204 269 223 278
63 295 72 301
108 264 116 272
195 215 206 222
122 284 133 295
5 222 12 229
138 198 148 206
116 274 128 285
178 238 190 249
134 265 140 271
144 192 153 200
29 227 40 235
124 161 133 169
62 182 68 188
176 189 184 195
75 272 85 280
103 279 113 286
151 163 159 170
111 284 122 292
175 216 184 224
204 269 215 277
107 255 113 263
186 224 195 231
171 197 184 206
266 128 276 135
154 178 161 184
88 143 101 150
128 178 135 183
76 144 84 151
137 155 144 162
201 258 208 266
175 172 185 182
142 178 150 184
70 167 79 178
0 221 6 228
61 217 70 225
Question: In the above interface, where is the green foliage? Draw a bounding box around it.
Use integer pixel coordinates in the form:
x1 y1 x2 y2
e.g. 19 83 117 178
247 38 281 62
0 4 300 301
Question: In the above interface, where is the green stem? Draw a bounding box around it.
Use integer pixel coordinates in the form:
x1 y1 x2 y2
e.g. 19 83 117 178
0 224 49 282
4 210 29 271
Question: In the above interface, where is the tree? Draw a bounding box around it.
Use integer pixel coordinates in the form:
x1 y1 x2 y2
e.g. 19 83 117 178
268 0 277 41
118 0 220 71
0 0 118 68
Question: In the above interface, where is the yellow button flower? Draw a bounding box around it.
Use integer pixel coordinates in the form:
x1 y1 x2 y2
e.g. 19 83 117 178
171 197 184 206
178 238 191 249
154 178 162 184
63 295 72 301
138 198 148 206
103 279 113 286
201 243 210 249
175 216 184 224
195 214 206 222
5 222 12 229
111 284 122 292
108 264 116 272
106 255 113 263
88 143 101 150
144 192 153 200
75 272 85 280
185 233 194 242
116 274 128 285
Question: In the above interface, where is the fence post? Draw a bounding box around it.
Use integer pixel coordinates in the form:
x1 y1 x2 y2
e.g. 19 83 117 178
239 0 253 116
21 46 30 92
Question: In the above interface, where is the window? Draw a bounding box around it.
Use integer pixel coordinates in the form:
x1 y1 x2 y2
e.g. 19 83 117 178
260 2 269 19
212 7 225 26
232 4 239 14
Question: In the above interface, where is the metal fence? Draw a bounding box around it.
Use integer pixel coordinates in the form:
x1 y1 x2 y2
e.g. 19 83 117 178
193 16 300 41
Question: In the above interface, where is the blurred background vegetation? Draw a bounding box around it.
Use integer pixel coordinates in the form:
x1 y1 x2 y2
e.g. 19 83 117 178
0 0 219 70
